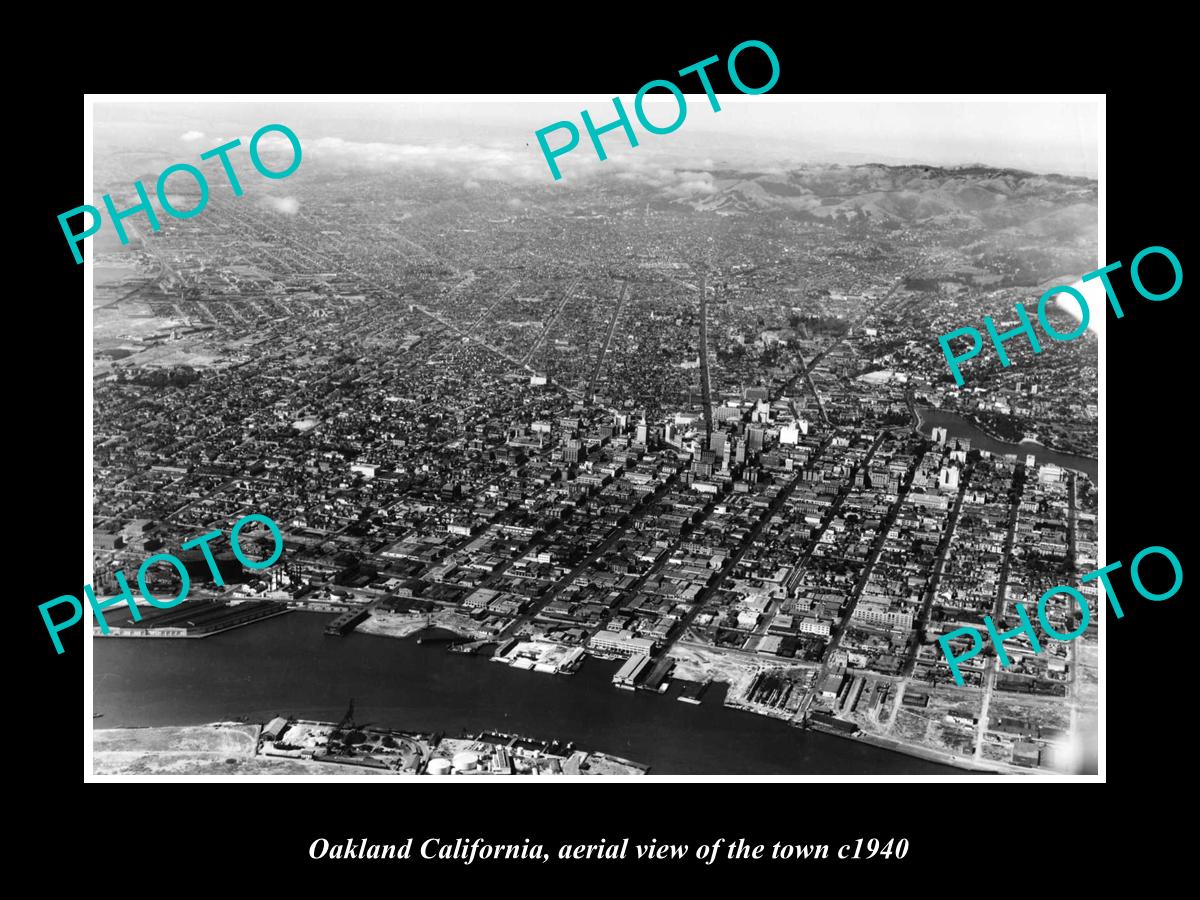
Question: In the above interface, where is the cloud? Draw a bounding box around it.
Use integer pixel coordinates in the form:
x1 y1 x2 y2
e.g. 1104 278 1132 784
662 171 717 198
310 136 546 182
608 162 718 197
305 135 723 201
181 130 205 142
264 196 300 215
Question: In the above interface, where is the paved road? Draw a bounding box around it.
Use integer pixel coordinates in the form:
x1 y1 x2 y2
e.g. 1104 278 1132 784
801 361 830 426
1065 471 1081 746
900 462 974 679
697 270 713 437
463 279 518 336
587 280 628 398
576 489 723 648
94 221 175 311
793 434 921 721
770 263 919 405
973 463 1025 760
749 433 889 639
522 278 581 366
500 464 687 637
655 437 836 659
673 639 823 670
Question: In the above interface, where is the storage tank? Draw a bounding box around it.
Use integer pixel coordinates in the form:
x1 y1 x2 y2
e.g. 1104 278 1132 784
427 758 452 776
451 751 479 772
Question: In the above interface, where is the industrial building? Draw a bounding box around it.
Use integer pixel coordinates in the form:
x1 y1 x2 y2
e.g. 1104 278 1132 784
612 653 650 689
96 599 290 637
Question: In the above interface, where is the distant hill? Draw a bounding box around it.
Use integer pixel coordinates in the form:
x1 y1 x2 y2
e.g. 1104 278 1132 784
669 164 1097 234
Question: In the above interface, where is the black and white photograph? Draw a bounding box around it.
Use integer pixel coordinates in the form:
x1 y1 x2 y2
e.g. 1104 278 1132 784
81 94 1104 779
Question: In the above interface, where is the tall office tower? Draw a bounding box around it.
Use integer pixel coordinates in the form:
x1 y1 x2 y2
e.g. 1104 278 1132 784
939 465 960 491
564 439 583 463
636 416 649 445
755 399 771 423
932 426 948 446
709 431 726 460
797 417 810 436
747 426 765 452
734 438 746 464
614 412 629 432
716 405 742 425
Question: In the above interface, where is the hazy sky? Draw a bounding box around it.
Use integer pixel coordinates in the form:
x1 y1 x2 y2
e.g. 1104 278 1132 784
691 100 1100 176
95 98 1100 181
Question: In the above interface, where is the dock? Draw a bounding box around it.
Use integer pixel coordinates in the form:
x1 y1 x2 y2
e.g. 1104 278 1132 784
638 656 674 693
613 653 650 690
95 599 290 638
449 639 497 655
324 607 371 636
807 710 861 736
415 628 466 645
677 678 711 705
492 639 585 674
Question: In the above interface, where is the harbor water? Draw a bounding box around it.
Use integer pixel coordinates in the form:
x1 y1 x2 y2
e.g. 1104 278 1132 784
915 407 1097 481
94 612 962 775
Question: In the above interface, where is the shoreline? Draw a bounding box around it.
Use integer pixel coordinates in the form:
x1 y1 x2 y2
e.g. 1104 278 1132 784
815 724 1015 775
669 641 996 774
354 610 486 641
92 622 1012 775
92 714 1000 775
92 719 648 776
914 406 1098 465
710 690 1002 775
92 606 293 640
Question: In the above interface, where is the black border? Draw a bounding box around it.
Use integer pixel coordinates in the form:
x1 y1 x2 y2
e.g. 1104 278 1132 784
22 23 1192 882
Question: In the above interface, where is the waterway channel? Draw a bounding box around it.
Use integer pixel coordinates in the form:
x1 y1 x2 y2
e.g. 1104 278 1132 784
915 407 1097 481
94 612 962 775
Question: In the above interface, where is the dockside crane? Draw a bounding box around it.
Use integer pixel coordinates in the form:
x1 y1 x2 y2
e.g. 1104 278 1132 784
337 698 355 730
